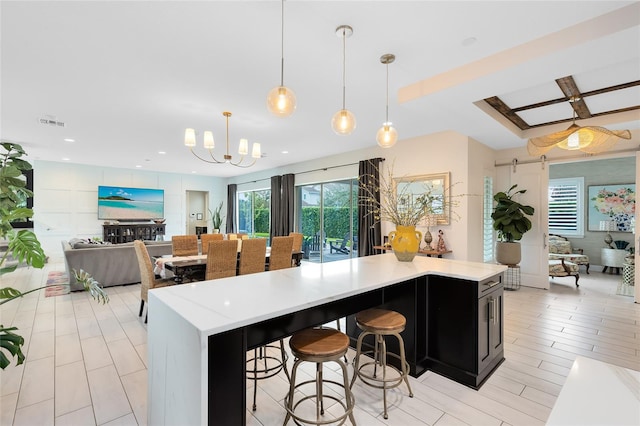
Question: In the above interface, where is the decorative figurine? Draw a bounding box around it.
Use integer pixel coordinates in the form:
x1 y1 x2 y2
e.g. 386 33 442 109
437 229 447 252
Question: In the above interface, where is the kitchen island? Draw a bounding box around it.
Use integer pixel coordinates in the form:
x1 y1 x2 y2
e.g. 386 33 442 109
148 253 506 425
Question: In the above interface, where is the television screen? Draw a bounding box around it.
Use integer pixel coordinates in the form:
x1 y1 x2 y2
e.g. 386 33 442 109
98 186 164 220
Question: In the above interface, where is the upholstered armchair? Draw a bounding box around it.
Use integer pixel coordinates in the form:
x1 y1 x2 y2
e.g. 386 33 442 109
548 235 590 274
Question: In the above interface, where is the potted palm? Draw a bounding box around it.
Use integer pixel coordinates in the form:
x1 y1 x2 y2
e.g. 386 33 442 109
491 184 535 265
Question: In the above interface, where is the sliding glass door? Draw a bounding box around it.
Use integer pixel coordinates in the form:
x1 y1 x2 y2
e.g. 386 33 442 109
237 189 270 240
297 179 358 263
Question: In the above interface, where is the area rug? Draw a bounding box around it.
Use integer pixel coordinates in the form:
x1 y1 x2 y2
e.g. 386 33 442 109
44 271 71 297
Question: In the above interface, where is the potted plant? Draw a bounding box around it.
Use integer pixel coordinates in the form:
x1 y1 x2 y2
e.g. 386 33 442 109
491 184 535 265
208 202 224 233
0 142 108 369
359 164 457 262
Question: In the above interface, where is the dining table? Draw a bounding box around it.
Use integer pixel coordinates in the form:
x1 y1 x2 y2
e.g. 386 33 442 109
154 249 304 283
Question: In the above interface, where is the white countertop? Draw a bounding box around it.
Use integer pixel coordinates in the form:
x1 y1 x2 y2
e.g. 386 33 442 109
149 253 506 337
547 356 640 425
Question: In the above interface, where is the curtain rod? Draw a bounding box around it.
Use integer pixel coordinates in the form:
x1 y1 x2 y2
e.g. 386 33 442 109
235 158 385 186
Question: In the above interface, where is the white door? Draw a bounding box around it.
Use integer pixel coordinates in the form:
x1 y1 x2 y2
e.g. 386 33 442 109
511 162 549 289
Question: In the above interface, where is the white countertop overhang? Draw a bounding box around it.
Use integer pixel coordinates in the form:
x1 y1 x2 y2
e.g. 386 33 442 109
149 253 507 337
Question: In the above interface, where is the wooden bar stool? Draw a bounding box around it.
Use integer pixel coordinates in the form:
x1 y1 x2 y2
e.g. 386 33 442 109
284 328 356 425
350 308 413 419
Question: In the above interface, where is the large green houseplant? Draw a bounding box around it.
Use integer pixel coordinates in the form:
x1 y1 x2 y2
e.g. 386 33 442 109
491 184 535 265
0 142 108 369
208 202 225 233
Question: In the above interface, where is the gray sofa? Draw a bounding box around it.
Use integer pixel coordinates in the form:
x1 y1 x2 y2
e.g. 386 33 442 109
62 239 173 291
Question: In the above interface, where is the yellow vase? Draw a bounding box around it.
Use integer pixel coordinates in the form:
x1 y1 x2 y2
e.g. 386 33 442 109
389 225 423 262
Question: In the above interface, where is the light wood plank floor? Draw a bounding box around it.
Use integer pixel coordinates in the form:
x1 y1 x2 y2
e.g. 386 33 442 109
1 259 638 425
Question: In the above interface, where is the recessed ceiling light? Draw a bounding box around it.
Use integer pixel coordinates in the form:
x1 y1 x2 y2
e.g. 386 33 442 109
462 36 477 47
63 138 75 142
135 165 142 168
158 151 166 154
281 150 289 154
191 171 197 174
61 157 70 161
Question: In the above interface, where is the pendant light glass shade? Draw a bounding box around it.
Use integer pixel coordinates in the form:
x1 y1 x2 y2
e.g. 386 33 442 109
376 53 397 148
331 25 355 135
267 0 296 117
331 109 356 135
267 86 296 117
376 123 398 148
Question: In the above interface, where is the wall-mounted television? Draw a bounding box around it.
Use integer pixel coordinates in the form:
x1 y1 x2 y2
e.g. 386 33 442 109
98 186 164 220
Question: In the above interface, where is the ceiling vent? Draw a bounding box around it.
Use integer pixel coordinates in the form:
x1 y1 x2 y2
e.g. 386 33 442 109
38 116 66 127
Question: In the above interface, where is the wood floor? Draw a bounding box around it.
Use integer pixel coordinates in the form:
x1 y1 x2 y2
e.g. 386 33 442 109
1 259 638 425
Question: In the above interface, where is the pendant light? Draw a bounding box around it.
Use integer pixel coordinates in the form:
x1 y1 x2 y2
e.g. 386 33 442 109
331 25 356 135
527 96 631 156
266 0 296 117
376 53 398 148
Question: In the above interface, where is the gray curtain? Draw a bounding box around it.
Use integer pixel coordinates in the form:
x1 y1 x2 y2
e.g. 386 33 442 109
270 176 282 241
270 174 295 241
281 174 295 234
358 158 383 256
226 184 237 233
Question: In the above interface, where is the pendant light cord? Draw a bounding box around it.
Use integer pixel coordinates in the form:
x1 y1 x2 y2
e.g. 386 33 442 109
341 28 346 110
385 62 389 123
280 0 285 87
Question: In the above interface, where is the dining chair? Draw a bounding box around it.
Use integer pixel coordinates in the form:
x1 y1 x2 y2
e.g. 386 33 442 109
238 238 267 275
134 240 174 323
239 237 290 411
269 236 294 271
172 234 198 256
200 233 223 254
289 232 303 267
205 240 238 280
227 233 238 240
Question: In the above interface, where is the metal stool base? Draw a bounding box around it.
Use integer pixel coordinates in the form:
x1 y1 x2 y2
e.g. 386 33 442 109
283 357 355 425
350 330 413 419
247 340 290 411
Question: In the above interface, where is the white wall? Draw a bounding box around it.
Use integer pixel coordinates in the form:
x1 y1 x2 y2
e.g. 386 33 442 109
33 161 226 261
228 130 498 262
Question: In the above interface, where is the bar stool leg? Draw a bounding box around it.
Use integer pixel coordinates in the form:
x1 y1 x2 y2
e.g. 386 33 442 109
337 357 357 425
283 358 301 426
396 332 413 398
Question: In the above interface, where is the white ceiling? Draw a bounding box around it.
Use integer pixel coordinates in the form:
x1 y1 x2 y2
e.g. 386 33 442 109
2 1 639 178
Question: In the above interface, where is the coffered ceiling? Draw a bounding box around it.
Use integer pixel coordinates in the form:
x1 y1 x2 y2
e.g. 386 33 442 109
1 1 639 177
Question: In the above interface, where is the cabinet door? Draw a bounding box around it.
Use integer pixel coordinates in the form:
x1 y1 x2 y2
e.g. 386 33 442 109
477 293 491 372
478 289 504 373
490 290 504 356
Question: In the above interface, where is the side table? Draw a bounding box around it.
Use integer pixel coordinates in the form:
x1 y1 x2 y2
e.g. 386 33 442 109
601 248 627 274
617 260 635 297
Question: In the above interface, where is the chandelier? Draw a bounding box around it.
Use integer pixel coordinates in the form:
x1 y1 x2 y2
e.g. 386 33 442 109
184 112 261 168
527 98 631 156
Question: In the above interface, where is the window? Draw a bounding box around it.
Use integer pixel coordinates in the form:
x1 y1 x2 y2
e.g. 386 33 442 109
548 178 584 237
237 189 270 239
483 176 494 263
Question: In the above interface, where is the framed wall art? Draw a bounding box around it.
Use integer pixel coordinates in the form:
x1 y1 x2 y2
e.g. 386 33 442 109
587 184 635 232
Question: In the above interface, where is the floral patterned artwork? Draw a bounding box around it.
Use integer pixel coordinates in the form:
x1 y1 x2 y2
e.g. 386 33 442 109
588 184 636 232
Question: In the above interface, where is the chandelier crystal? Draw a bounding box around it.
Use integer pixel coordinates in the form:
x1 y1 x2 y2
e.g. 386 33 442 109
184 111 261 168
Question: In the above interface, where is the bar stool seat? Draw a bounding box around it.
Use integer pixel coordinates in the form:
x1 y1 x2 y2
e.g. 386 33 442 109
350 308 413 420
284 328 356 425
